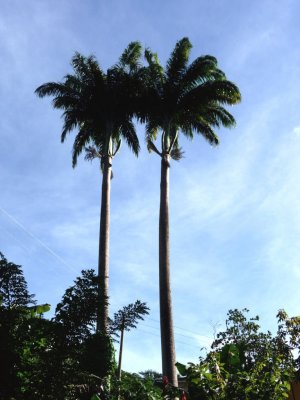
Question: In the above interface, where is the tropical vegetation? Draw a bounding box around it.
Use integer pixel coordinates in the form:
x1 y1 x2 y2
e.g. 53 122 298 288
2 254 300 399
175 308 300 400
0 251 153 399
10 37 298 400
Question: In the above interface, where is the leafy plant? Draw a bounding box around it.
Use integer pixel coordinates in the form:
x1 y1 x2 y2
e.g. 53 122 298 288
176 309 300 400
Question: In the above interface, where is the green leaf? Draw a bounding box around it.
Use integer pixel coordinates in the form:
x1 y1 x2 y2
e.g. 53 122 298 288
176 362 187 376
90 395 100 400
28 303 51 317
36 303 51 313
221 343 240 366
202 372 213 380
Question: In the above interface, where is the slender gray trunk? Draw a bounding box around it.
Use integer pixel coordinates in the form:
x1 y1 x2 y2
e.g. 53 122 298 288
97 155 112 335
117 319 125 380
159 153 178 386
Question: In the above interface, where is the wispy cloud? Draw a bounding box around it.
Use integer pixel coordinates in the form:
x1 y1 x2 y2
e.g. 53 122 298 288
1 0 300 374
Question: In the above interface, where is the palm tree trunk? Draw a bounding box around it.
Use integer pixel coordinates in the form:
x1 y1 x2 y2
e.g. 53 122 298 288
117 319 125 380
159 153 178 386
97 155 112 335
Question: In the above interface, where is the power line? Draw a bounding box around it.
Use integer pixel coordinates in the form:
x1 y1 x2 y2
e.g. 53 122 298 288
146 317 213 340
0 224 31 255
137 328 200 349
140 322 204 341
0 206 77 274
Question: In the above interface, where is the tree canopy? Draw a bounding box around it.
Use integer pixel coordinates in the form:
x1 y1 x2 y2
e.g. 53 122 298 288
175 309 300 400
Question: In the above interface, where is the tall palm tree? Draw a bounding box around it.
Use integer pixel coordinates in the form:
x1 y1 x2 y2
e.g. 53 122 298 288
141 38 241 385
35 43 142 335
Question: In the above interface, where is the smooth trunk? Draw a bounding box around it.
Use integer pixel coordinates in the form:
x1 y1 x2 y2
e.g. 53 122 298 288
97 156 112 334
159 154 178 386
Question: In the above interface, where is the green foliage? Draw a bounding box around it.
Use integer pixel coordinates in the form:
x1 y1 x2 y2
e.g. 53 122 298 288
80 333 116 378
27 302 51 317
0 251 36 309
0 253 37 399
55 269 98 344
116 372 161 400
176 309 300 400
0 258 151 400
53 270 116 396
3 253 299 400
0 257 116 399
16 317 69 400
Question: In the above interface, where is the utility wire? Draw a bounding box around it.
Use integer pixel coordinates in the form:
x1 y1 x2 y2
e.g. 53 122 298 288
0 224 31 255
140 322 206 341
0 206 77 274
137 328 201 349
146 317 213 340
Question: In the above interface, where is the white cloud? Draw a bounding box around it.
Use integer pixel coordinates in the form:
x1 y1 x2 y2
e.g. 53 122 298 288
292 126 300 136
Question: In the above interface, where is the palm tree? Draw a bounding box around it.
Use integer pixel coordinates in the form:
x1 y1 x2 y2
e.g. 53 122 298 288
110 300 149 380
35 42 142 336
141 38 241 385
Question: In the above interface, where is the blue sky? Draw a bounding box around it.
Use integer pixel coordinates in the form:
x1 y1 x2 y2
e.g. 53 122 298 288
1 0 300 373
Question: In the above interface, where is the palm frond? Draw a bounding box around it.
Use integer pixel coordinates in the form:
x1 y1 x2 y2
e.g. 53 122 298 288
145 119 159 144
144 49 162 70
35 82 70 98
61 110 81 142
118 120 140 156
84 146 101 162
63 74 83 91
147 140 162 157
118 41 142 71
53 95 79 112
166 37 192 84
71 52 98 79
170 146 184 161
185 79 241 107
144 48 164 91
192 118 219 145
168 130 183 160
179 120 194 139
72 127 92 167
182 55 226 89
202 105 236 128
112 138 122 157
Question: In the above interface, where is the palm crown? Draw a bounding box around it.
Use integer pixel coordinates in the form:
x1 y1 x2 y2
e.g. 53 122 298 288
141 37 241 160
35 42 143 168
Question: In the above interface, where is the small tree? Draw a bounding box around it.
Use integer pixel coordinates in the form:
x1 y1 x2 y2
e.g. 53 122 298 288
0 252 35 309
176 309 300 400
54 269 98 345
54 269 115 381
110 300 150 379
0 252 36 398
0 253 58 400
